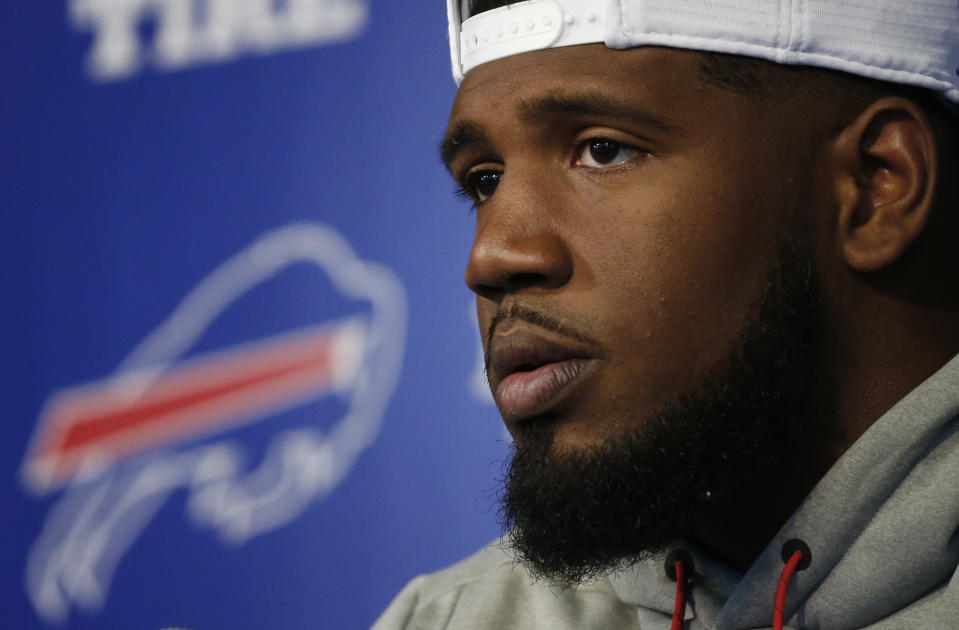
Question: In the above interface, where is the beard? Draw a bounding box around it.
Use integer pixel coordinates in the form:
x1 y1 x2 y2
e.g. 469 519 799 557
498 237 822 586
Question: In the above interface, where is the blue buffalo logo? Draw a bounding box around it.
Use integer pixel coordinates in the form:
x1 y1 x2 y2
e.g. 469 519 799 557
21 222 406 624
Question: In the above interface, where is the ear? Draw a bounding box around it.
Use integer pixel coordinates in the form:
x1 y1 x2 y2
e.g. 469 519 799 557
829 98 937 272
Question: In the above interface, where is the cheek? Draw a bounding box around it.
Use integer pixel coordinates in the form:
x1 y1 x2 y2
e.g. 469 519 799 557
567 163 782 404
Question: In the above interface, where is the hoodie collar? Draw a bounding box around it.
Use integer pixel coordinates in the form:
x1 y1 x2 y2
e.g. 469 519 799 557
608 353 959 629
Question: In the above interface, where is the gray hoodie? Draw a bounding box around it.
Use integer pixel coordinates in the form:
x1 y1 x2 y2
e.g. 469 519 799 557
373 354 959 629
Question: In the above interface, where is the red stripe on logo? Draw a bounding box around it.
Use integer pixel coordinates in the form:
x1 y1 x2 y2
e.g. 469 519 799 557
24 322 362 491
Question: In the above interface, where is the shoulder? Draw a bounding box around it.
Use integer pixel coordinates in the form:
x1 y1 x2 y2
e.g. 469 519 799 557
372 539 639 630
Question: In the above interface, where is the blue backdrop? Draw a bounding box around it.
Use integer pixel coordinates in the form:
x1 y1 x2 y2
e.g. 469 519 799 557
1 2 507 628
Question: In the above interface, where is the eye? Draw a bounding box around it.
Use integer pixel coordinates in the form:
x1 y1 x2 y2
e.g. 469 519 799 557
464 169 502 202
575 138 641 168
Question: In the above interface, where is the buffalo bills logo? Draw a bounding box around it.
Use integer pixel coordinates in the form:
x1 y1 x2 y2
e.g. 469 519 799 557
21 222 406 623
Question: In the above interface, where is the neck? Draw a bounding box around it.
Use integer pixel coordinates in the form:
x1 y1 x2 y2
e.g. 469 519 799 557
692 298 959 573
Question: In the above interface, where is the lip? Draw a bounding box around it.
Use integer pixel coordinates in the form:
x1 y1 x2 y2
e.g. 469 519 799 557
489 325 597 422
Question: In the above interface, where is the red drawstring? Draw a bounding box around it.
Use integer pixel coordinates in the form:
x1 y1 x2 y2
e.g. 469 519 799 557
665 540 809 630
665 549 693 630
773 539 811 630
670 559 689 630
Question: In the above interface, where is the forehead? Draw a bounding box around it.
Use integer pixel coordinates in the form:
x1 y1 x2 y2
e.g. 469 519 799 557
448 45 712 128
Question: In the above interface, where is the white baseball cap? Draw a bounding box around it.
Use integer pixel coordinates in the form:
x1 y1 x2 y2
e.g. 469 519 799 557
447 0 959 104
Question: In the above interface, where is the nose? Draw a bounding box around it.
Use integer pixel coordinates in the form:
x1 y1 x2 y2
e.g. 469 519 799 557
464 191 573 301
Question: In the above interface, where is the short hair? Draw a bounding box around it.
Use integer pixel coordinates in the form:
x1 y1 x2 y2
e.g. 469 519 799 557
697 53 958 181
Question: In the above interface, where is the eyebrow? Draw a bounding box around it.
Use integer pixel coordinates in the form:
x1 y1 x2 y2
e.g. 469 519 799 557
517 93 684 136
439 121 490 174
439 92 684 173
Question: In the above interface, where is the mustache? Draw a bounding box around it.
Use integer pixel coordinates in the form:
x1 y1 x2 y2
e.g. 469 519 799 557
484 304 600 374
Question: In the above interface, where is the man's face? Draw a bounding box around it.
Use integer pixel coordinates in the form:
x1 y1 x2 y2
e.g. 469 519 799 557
444 44 827 582
446 45 816 450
